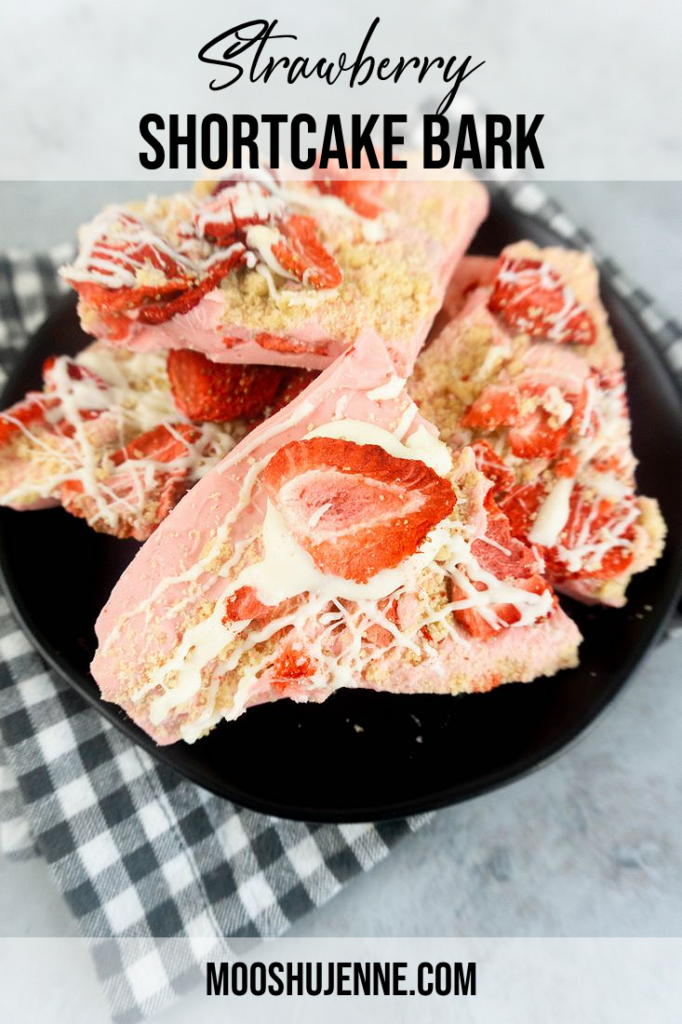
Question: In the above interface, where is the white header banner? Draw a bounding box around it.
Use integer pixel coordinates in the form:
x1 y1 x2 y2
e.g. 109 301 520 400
1 0 680 180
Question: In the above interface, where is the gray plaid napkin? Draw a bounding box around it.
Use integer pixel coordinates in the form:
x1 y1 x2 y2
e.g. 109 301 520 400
1 182 681 1024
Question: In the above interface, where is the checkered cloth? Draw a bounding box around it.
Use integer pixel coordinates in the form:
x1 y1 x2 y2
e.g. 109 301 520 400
1 183 681 1024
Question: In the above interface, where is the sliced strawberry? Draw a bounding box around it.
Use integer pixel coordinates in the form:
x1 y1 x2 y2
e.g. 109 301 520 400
64 212 193 304
461 385 520 431
60 422 203 539
223 586 300 626
268 642 316 695
313 177 385 219
552 489 637 581
498 482 546 540
507 406 569 460
167 350 283 422
489 256 597 345
501 482 637 582
0 396 51 445
111 422 201 466
554 448 580 478
271 215 342 290
72 226 246 332
135 248 246 326
195 186 271 245
363 597 399 648
254 331 328 356
452 573 553 640
42 355 108 397
471 502 539 581
269 369 319 413
261 437 456 584
567 379 597 440
468 439 515 493
592 453 622 474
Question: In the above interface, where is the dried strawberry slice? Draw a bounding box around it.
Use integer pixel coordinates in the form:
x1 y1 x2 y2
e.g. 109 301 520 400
269 370 319 413
498 482 546 541
167 350 283 422
500 482 637 582
452 573 553 640
59 423 202 540
223 586 301 626
254 331 328 356
554 489 637 580
134 247 247 326
507 406 569 460
261 437 456 584
64 212 193 303
42 355 108 393
472 499 539 581
468 439 515 493
461 385 520 431
71 220 246 331
194 193 239 245
267 642 316 695
271 215 342 290
111 422 201 467
554 448 580 478
312 176 386 219
0 396 51 446
363 597 400 648
195 186 272 245
489 257 597 345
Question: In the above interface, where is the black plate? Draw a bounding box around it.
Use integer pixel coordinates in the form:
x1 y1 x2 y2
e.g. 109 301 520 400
1 193 682 822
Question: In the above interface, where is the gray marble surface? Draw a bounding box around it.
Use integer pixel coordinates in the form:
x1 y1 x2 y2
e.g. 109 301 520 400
0 182 680 1023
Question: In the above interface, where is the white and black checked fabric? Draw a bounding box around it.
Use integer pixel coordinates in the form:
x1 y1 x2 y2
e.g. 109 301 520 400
0 185 681 1023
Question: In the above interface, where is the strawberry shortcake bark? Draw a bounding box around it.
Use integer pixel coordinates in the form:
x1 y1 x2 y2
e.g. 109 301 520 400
92 332 580 746
410 242 666 607
0 343 315 540
60 166 489 376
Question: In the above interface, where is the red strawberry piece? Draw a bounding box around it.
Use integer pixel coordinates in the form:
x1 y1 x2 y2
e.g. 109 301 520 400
135 247 247 326
592 453 622 474
167 350 283 422
42 356 108 404
461 385 520 431
507 406 569 460
64 213 193 306
471 500 539 581
468 439 515 493
312 176 386 219
0 396 51 446
268 642 316 695
195 187 271 245
62 422 203 538
194 193 238 245
554 448 580 478
555 489 637 580
223 586 301 626
569 375 602 439
489 257 597 345
501 482 636 582
452 573 553 640
271 215 342 290
253 331 328 356
498 482 547 541
111 422 201 467
363 597 399 648
72 224 246 331
269 369 319 413
261 437 456 584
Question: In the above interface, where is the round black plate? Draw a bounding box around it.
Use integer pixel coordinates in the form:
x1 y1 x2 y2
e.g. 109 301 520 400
1 194 682 822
